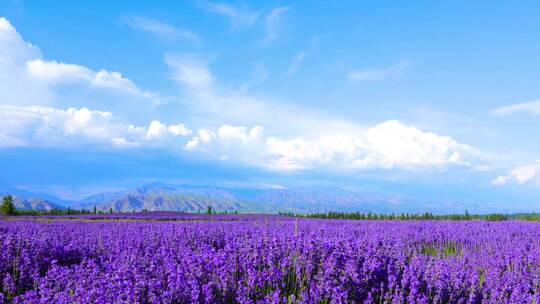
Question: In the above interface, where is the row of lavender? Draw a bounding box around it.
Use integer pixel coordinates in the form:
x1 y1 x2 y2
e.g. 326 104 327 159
10 211 291 222
1 219 539 303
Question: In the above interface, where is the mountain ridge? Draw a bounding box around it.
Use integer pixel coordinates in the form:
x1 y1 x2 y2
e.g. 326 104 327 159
1 183 479 214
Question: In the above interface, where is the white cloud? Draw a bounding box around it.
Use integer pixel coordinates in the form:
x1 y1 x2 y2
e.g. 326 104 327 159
124 16 199 43
184 124 266 166
25 60 91 83
265 136 326 170
263 120 476 171
168 124 192 136
0 18 53 106
161 52 481 171
285 52 306 76
0 105 118 147
146 120 168 138
143 121 191 138
0 17 158 107
184 120 478 171
184 129 216 150
0 17 41 64
356 120 473 169
26 59 156 99
347 61 411 82
263 6 289 45
491 100 540 116
111 137 140 148
93 70 144 95
492 160 540 186
0 104 479 172
198 3 288 44
199 1 259 27
165 53 215 89
0 17 483 175
0 105 191 148
163 52 365 137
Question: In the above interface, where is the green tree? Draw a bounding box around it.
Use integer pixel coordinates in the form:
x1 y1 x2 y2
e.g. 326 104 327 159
0 195 16 216
207 206 212 215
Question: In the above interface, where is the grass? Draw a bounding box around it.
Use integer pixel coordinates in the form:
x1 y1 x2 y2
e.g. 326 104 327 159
420 241 462 257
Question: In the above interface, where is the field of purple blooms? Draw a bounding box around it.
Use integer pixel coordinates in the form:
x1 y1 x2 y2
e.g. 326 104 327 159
1 217 539 303
11 211 289 222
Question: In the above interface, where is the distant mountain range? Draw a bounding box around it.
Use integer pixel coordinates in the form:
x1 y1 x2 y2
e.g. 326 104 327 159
0 184 70 206
0 182 483 214
0 188 64 211
11 196 64 211
69 182 419 213
74 183 247 213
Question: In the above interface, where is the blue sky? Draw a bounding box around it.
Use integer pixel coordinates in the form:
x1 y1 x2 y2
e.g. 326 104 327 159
1 0 539 210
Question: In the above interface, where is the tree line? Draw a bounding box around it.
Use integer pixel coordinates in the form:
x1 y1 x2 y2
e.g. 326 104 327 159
2 194 540 221
0 195 238 216
0 195 92 216
279 211 513 221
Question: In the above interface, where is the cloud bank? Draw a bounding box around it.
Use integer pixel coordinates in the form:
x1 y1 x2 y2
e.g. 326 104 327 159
0 104 478 172
0 17 481 174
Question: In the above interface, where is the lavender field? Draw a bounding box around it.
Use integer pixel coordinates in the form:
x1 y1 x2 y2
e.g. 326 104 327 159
1 216 539 303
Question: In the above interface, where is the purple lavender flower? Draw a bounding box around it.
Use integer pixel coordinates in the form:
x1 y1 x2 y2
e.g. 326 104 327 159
0 218 539 303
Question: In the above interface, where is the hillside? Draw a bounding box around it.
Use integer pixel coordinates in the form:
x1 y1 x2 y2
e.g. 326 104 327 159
1 183 486 214
10 196 64 211
74 183 429 214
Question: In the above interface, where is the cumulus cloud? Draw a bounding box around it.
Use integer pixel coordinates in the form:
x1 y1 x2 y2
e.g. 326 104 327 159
0 17 483 174
26 59 155 99
0 17 158 106
25 60 91 83
159 52 482 171
143 120 192 139
357 120 472 169
0 18 52 105
0 105 118 147
124 16 199 43
0 104 479 172
168 124 192 136
26 59 156 99
492 160 540 186
184 129 215 151
347 61 411 82
0 17 41 63
0 105 191 148
184 120 477 171
491 100 540 116
184 125 264 163
266 121 475 171
145 120 169 138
